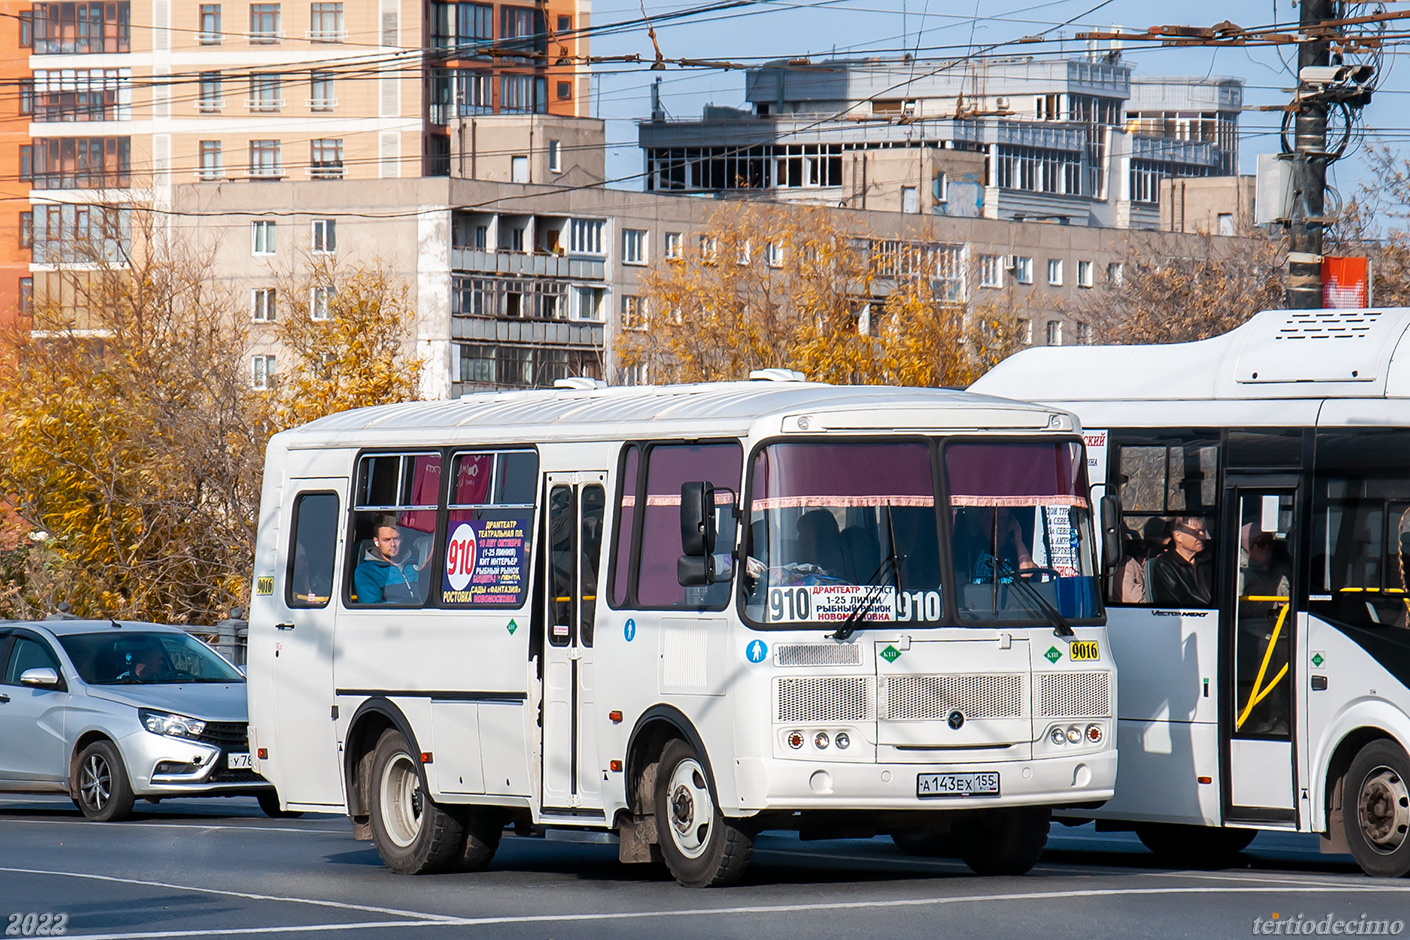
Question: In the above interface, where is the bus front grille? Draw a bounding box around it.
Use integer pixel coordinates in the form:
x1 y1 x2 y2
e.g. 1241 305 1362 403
774 643 863 667
1035 672 1110 718
881 674 1025 720
777 676 874 722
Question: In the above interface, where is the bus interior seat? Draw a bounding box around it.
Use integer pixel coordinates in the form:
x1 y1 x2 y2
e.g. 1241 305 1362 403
796 510 845 577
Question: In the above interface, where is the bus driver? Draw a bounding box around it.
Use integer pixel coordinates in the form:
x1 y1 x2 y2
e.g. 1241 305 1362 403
354 519 422 604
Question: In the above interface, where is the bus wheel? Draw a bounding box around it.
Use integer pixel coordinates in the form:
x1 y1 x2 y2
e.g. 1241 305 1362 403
652 739 753 887
454 809 504 872
1136 824 1256 866
1343 740 1410 878
368 728 464 874
959 807 1050 875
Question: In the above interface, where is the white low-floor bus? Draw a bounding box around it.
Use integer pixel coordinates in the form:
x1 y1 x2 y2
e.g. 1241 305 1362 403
246 377 1116 886
973 306 1410 877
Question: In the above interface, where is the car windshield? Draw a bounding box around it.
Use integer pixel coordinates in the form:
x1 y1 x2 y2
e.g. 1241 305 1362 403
743 441 944 626
57 631 244 685
947 441 1101 623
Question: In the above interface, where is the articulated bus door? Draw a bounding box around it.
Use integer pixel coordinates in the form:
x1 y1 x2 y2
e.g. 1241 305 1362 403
1223 479 1300 823
540 472 607 812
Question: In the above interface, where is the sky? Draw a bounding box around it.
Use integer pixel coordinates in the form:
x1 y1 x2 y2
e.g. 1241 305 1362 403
582 0 1406 210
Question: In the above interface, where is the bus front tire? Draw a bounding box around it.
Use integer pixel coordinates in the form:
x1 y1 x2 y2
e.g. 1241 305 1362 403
652 739 753 887
1342 739 1410 878
1136 823 1256 866
368 729 464 874
959 807 1050 875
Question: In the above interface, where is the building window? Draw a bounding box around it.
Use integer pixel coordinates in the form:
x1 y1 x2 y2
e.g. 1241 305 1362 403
699 234 718 263
33 1 131 53
198 3 221 43
622 228 647 265
27 138 131 189
199 140 223 180
548 139 561 173
511 155 528 183
198 72 223 112
664 232 683 260
308 2 343 41
310 139 343 179
1046 320 1063 346
252 220 275 255
311 285 334 320
1022 319 1033 345
31 68 130 122
557 80 571 100
1218 212 1234 236
311 218 336 253
1076 322 1090 345
1013 256 1033 285
19 10 33 47
248 73 282 112
249 3 280 43
979 254 1004 289
249 139 282 178
252 354 276 389
19 212 33 249
252 288 277 321
994 145 1083 196
500 73 545 114
1047 259 1063 286
765 241 784 268
1077 259 1093 288
901 185 918 213
568 218 603 255
455 71 491 115
19 145 32 182
621 294 645 331
1107 262 1124 285
308 71 335 110
18 277 33 316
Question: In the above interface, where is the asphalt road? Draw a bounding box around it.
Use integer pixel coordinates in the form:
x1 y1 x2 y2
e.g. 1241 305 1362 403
3 794 1409 940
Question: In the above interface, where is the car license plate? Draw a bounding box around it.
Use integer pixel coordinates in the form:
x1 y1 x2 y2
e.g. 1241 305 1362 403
917 772 1000 798
227 752 253 770
1070 641 1100 661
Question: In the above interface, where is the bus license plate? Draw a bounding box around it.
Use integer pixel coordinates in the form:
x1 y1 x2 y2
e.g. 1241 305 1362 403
917 772 1000 798
1070 641 1100 661
227 752 253 770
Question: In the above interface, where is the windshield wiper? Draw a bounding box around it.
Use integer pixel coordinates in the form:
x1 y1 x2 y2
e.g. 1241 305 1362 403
830 507 904 642
994 560 1075 637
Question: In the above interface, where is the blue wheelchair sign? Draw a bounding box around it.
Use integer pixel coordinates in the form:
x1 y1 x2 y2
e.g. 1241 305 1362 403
746 639 768 664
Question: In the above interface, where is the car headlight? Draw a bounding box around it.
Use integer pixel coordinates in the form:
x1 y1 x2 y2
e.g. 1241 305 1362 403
139 708 207 739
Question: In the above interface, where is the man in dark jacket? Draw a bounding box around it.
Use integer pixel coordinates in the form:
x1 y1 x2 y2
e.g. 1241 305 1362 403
354 521 422 603
1148 516 1214 607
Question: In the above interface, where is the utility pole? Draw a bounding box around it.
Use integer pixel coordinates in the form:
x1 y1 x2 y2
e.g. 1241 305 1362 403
1286 0 1334 310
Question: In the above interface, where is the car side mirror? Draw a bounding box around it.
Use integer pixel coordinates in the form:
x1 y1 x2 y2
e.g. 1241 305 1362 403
1099 493 1122 571
19 667 61 689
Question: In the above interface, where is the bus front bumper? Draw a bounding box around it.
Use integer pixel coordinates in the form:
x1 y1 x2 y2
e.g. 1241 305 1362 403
733 749 1117 813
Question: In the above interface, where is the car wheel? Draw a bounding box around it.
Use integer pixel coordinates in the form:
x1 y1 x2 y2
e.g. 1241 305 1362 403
1342 739 1410 877
959 807 1051 875
368 728 463 874
73 740 135 822
1136 823 1256 867
257 791 304 819
652 739 753 887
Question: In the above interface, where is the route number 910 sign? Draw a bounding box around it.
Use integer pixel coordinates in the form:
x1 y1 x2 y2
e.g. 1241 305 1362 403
766 585 942 623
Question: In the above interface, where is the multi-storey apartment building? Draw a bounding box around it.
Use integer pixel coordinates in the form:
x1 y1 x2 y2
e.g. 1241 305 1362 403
639 55 1242 229
12 0 592 318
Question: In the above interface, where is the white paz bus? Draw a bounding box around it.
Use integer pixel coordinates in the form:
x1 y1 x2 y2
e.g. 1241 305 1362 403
246 377 1115 886
973 307 1410 877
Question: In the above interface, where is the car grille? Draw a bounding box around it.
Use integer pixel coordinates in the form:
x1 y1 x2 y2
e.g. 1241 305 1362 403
196 721 249 750
208 768 264 784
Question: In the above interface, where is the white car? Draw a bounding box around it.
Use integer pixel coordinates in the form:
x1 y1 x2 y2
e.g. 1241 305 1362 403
0 619 285 821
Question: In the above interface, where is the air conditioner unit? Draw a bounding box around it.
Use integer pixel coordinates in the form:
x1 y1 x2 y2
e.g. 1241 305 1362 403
996 96 1010 110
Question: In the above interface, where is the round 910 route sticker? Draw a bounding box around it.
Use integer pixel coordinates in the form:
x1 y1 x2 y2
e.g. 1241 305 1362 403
444 522 478 591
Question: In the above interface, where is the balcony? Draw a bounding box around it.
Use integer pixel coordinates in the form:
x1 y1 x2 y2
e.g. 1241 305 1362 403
309 164 344 179
196 98 226 113
248 30 284 44
195 31 223 44
450 248 605 280
245 98 286 113
307 97 338 111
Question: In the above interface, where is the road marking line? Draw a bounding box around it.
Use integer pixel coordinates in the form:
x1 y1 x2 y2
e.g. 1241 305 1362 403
12 875 1410 940
0 817 338 834
0 868 460 923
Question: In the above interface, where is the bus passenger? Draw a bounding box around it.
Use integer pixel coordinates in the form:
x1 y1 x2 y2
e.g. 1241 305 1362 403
354 520 422 604
1148 516 1214 607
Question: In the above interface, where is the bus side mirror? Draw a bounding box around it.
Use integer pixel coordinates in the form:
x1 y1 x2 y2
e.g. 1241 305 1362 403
680 482 717 556
1099 493 1122 571
677 553 716 587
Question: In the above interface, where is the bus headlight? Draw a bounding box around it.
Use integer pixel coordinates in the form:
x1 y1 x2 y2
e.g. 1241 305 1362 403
814 732 830 750
1065 726 1082 744
834 732 850 750
1050 727 1067 745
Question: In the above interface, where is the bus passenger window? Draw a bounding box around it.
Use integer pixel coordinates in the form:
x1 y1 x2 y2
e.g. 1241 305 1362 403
288 492 339 607
347 452 441 606
580 484 605 646
441 449 537 609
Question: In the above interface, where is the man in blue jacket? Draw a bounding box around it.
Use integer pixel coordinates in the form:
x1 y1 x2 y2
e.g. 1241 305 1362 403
354 520 422 603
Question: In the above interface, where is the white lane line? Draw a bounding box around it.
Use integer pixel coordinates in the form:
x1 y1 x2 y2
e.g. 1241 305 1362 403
18 878 1410 939
1 817 339 835
1140 870 1364 888
0 868 460 923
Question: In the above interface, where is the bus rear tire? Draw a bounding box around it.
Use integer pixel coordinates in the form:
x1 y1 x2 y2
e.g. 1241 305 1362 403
454 809 504 872
1342 739 1410 878
368 729 464 874
1136 823 1256 866
653 739 753 887
959 807 1050 875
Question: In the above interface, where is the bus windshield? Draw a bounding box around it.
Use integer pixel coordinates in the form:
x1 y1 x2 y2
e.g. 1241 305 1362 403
947 441 1101 623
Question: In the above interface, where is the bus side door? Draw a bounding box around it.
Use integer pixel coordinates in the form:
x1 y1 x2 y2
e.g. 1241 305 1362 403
1224 480 1300 823
540 472 607 812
